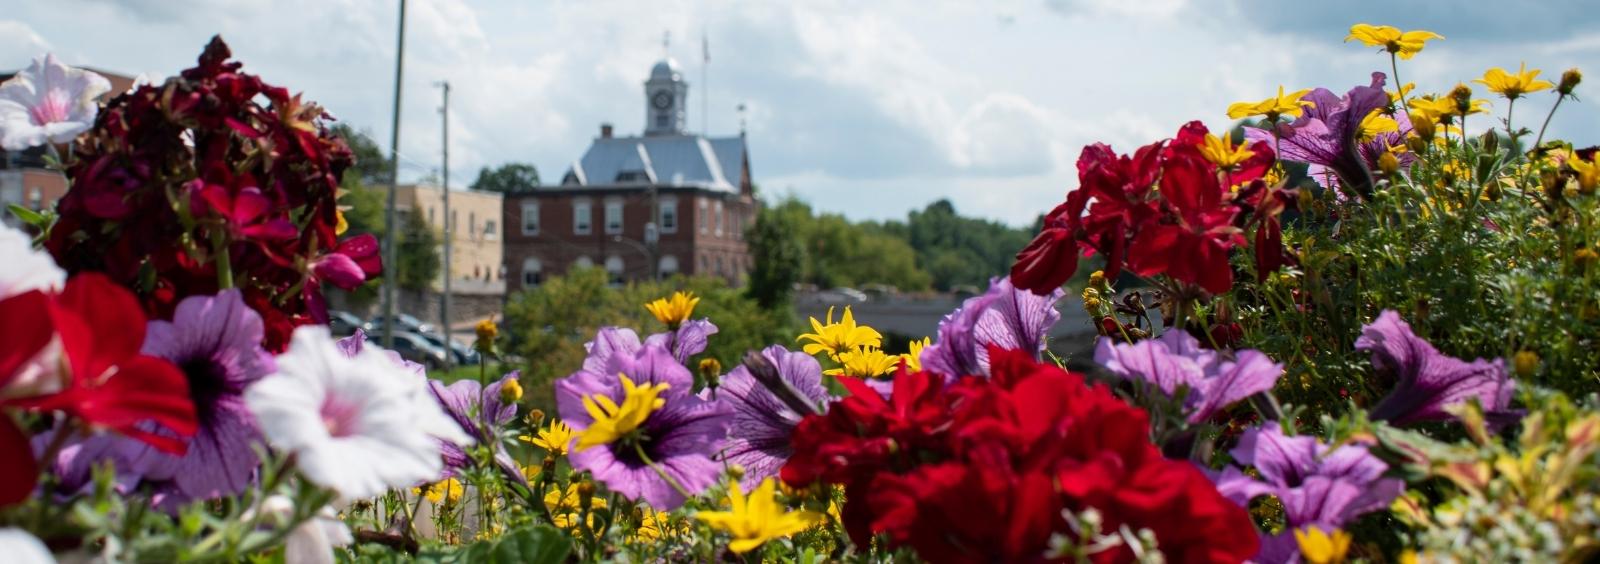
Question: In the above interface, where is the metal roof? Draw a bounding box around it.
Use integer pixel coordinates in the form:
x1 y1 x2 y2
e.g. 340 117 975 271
560 134 745 192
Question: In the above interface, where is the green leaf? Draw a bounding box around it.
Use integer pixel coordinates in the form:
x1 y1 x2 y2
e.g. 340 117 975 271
425 525 571 564
6 203 43 226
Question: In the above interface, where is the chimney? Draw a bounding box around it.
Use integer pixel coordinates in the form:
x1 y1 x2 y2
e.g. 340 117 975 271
600 123 613 139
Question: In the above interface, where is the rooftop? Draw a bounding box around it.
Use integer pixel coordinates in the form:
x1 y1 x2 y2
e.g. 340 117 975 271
559 133 745 193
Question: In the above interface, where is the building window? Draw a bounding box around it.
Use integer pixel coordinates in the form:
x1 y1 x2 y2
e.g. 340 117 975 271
469 212 477 239
605 255 625 286
573 198 592 235
659 255 679 276
485 219 498 240
521 202 539 235
656 114 668 128
714 201 724 237
572 256 594 271
715 255 724 275
699 199 708 234
522 257 542 287
699 254 708 272
659 197 677 233
604 199 623 234
451 210 458 233
428 206 435 225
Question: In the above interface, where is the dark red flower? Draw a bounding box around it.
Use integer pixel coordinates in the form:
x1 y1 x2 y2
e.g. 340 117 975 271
784 348 1259 563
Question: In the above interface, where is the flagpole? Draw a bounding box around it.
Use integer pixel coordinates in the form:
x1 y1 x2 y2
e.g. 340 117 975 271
702 31 709 134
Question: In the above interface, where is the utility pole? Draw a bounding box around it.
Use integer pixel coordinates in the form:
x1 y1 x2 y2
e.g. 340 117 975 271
382 0 407 349
702 31 709 135
437 80 452 368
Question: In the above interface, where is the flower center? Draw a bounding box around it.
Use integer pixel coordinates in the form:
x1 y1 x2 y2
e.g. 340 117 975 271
319 394 362 438
28 88 72 126
575 373 669 451
180 354 232 425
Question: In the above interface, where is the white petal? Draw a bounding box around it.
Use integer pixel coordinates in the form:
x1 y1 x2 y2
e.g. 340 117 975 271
0 224 64 300
0 528 56 564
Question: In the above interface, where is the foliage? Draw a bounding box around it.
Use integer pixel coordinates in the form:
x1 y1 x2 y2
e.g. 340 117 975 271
879 199 1035 290
744 203 805 308
394 207 443 291
768 197 932 291
471 162 541 193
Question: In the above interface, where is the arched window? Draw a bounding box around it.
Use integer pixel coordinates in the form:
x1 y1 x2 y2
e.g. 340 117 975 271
605 256 625 286
658 255 679 276
571 256 594 271
521 257 543 288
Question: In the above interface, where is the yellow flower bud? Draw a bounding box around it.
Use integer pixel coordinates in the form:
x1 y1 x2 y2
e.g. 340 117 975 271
1576 247 1598 267
1377 152 1400 175
1512 351 1539 378
1088 270 1106 288
727 464 746 480
698 357 723 388
475 317 499 342
499 377 523 404
1450 84 1475 114
1411 119 1436 143
1480 131 1498 154
527 408 546 427
1559 68 1582 96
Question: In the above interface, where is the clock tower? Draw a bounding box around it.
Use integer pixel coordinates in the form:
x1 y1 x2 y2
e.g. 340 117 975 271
643 58 688 136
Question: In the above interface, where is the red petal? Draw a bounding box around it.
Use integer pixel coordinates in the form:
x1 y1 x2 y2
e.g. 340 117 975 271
0 291 54 388
0 419 38 507
56 274 146 380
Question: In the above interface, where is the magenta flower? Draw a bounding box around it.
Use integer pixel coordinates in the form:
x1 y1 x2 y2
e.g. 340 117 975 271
1095 330 1283 424
920 276 1063 381
66 290 276 506
712 345 831 490
193 183 298 241
555 331 731 510
1211 422 1403 563
1245 73 1413 199
1356 310 1519 429
0 53 111 150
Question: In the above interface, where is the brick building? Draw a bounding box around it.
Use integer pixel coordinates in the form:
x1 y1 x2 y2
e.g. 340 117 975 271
503 57 755 291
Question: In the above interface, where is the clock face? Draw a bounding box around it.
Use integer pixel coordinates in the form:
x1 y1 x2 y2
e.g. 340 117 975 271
652 90 673 110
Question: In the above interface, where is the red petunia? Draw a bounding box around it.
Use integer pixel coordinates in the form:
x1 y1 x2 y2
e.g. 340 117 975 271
0 274 198 507
783 347 1259 563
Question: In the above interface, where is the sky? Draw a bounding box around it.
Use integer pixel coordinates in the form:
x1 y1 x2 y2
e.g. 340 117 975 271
7 0 1600 227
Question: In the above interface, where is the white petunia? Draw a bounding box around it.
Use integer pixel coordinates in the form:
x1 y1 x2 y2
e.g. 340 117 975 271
0 528 55 564
0 224 64 301
244 326 470 500
0 53 110 151
245 495 351 564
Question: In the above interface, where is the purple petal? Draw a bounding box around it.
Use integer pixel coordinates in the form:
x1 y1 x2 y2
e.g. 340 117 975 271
971 276 1063 369
583 327 642 376
1190 349 1282 424
714 345 830 489
1358 310 1519 428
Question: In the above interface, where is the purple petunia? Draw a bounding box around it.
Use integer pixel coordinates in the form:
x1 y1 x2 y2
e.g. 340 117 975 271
1245 72 1413 198
711 345 831 490
93 290 276 506
645 317 718 365
555 329 732 510
920 276 1063 381
1095 330 1283 424
429 372 524 484
1356 310 1519 429
1211 423 1403 563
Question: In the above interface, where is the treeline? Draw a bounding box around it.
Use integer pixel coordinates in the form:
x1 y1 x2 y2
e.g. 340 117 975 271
753 197 1036 294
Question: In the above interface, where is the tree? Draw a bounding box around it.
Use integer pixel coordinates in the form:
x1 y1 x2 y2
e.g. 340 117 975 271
745 205 804 309
471 163 541 193
329 123 392 186
394 211 441 291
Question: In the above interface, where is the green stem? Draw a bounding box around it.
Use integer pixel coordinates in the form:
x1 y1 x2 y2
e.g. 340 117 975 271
1532 94 1566 152
1505 97 1517 147
1390 54 1415 125
633 441 693 501
211 228 234 290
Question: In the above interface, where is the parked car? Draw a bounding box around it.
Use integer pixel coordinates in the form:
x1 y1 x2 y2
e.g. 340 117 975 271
385 331 449 370
418 331 480 366
327 310 365 337
814 287 869 305
364 313 436 336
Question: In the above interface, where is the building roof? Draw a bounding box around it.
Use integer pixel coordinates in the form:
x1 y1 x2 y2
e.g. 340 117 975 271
560 134 745 193
650 57 682 81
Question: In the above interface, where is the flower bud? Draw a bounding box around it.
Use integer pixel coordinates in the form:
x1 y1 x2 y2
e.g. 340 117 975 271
526 408 546 427
697 357 722 388
1412 119 1436 143
499 377 523 404
1377 152 1400 175
1576 247 1598 268
1560 68 1582 96
1484 183 1502 202
1088 270 1106 288
1450 84 1474 114
1512 351 1540 378
577 479 597 506
727 464 746 481
1480 131 1499 154
475 318 499 342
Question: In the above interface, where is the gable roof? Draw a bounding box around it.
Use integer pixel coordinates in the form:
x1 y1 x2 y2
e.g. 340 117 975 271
560 134 746 192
